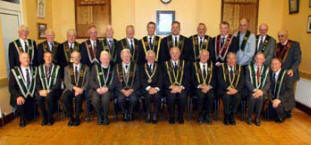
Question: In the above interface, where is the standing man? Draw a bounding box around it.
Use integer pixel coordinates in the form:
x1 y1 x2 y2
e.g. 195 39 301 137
37 29 60 65
9 25 37 69
160 21 190 61
58 29 80 68
101 25 120 66
140 22 162 63
9 53 37 127
255 23 276 65
245 53 270 126
189 23 212 62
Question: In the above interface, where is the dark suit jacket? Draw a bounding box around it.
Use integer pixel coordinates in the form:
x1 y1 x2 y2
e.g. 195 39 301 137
210 35 238 64
276 40 301 81
36 64 62 96
57 41 80 68
63 64 90 93
188 35 212 62
139 36 162 63
37 41 61 65
192 62 216 94
160 35 191 62
8 39 37 69
80 39 103 67
254 35 276 66
139 63 163 95
217 64 244 97
245 64 271 98
269 70 295 111
115 62 140 96
117 38 143 64
101 38 120 66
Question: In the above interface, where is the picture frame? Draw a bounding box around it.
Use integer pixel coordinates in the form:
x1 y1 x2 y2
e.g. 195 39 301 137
289 0 299 14
37 23 47 39
37 0 46 18
309 0 311 8
307 15 311 33
156 10 175 35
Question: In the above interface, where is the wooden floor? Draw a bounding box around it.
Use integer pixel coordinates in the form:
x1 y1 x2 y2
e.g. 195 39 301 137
0 109 310 145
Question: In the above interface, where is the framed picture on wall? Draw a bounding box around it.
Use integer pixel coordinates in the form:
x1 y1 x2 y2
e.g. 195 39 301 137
307 15 311 33
289 0 299 14
37 0 46 18
37 23 47 39
156 10 175 35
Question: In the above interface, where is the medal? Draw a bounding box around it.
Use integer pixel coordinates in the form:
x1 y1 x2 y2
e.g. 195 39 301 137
148 78 152 83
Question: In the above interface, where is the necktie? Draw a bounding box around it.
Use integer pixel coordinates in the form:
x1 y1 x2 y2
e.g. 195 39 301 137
174 36 178 47
230 66 234 79
75 66 79 82
130 40 134 50
199 37 203 48
148 64 152 74
50 42 54 52
257 66 260 85
203 64 207 78
24 41 28 52
174 62 178 72
92 41 97 59
26 68 30 88
70 43 73 49
272 72 276 96
149 37 153 49
125 64 129 73
108 40 113 50
46 66 51 82
258 37 264 51
221 37 225 48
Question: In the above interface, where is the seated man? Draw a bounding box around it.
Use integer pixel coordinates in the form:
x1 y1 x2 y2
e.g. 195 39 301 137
163 47 190 124
36 51 62 126
192 49 215 124
115 49 140 121
9 52 37 127
246 52 270 126
140 50 162 123
90 50 119 125
63 51 90 126
217 52 244 125
269 58 294 123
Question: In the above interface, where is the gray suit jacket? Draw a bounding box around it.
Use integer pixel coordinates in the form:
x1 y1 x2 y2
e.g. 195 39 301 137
63 64 90 93
245 64 271 98
255 35 276 66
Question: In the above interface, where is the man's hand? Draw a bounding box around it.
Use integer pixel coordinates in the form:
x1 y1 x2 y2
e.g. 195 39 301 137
16 96 25 105
226 87 238 95
200 85 211 93
73 86 83 96
272 99 281 108
148 87 158 95
170 85 178 94
252 89 264 98
287 69 294 77
39 90 48 97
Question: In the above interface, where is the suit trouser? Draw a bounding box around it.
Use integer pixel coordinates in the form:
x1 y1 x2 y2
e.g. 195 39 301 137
37 91 59 122
145 93 161 115
91 92 111 118
17 96 36 121
269 102 285 119
247 95 265 119
62 90 84 119
167 91 187 119
118 93 137 114
196 90 214 116
222 94 241 115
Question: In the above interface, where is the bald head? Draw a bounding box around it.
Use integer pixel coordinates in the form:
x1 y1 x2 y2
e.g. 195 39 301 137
169 47 181 61
100 50 111 66
199 49 210 63
45 29 55 42
259 23 269 36
146 50 156 63
121 49 132 64
126 25 135 39
278 30 289 44
271 58 282 72
67 29 76 43
254 52 266 66
105 25 114 38
239 18 249 33
18 25 29 40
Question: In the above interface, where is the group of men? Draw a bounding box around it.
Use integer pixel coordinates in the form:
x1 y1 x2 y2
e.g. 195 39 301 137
8 18 301 127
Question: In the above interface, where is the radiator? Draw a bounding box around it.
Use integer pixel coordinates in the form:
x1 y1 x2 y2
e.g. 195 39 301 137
295 78 311 108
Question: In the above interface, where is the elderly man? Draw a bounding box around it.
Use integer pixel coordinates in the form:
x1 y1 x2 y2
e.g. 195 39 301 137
192 49 215 124
118 25 142 64
58 29 80 68
9 25 37 69
217 52 244 125
268 58 294 123
140 50 162 123
90 51 119 125
101 25 120 66
63 51 90 126
164 47 190 124
254 23 276 65
160 21 190 62
9 53 37 127
210 22 238 67
189 23 212 62
36 51 62 126
140 22 162 63
246 52 270 126
37 29 60 65
115 49 140 121
276 30 301 118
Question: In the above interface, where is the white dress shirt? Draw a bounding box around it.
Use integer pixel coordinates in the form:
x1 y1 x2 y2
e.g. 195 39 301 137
19 38 28 52
122 62 130 74
20 66 31 86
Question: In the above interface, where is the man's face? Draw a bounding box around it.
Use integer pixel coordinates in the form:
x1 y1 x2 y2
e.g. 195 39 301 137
19 53 30 66
271 59 281 72
89 27 97 40
46 32 55 42
170 48 181 61
121 51 131 64
220 24 229 36
259 25 268 36
67 31 76 43
171 23 180 35
105 28 114 38
100 54 110 66
199 51 209 63
71 52 81 64
146 51 155 63
255 54 265 66
43 53 53 65
226 53 237 66
278 32 288 44
239 20 249 33
126 27 135 38
19 29 29 40
147 24 156 36
197 25 206 37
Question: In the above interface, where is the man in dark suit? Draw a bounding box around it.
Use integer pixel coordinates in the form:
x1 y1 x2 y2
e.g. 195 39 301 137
217 52 244 125
192 49 215 124
9 52 37 127
80 25 103 67
269 58 294 123
210 21 238 67
189 23 212 62
117 25 142 64
89 51 119 125
37 29 61 65
63 51 90 126
36 51 62 126
245 52 270 126
163 47 190 124
160 21 190 62
115 49 140 121
58 29 80 69
101 25 120 66
140 50 162 123
140 22 162 64
276 30 301 117
254 23 276 66
8 25 37 69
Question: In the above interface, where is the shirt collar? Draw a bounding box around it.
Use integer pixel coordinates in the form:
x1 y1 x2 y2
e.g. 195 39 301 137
282 40 288 46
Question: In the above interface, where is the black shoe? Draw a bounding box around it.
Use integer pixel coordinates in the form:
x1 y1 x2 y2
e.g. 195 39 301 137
123 113 128 122
74 118 80 126
47 118 54 126
255 118 261 126
169 118 175 124
97 117 103 125
205 114 212 124
275 117 284 123
152 114 158 124
224 115 230 125
145 114 151 123
197 116 204 124
285 111 292 118
178 116 184 124
41 120 48 126
128 114 133 121
19 119 26 127
229 114 236 125
103 117 110 125
247 118 252 125
68 119 74 126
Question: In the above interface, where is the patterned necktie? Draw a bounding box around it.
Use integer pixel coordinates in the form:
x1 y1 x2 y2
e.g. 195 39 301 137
50 42 54 52
46 66 51 82
109 40 113 50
